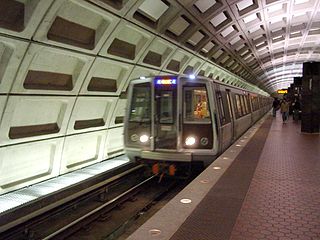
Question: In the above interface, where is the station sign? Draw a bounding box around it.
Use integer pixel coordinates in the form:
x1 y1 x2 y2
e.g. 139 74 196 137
277 89 288 94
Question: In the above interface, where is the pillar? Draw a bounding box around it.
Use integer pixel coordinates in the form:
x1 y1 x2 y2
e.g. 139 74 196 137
301 62 320 133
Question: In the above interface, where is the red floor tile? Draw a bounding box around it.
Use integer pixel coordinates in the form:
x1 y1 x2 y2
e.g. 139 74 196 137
230 115 320 240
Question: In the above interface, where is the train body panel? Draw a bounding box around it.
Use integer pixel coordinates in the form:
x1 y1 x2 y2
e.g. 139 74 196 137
124 75 272 174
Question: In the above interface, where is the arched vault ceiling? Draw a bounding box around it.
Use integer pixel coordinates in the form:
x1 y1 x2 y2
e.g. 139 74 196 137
1 0 319 194
102 0 319 93
1 0 320 95
175 0 320 92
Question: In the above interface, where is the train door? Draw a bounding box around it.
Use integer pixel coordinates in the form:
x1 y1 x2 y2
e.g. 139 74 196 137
226 89 236 141
153 78 178 150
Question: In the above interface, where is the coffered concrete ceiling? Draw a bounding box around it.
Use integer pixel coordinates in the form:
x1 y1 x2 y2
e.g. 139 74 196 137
171 0 320 92
2 0 319 194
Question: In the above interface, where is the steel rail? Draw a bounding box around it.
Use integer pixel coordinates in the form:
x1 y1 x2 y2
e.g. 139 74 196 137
43 175 156 239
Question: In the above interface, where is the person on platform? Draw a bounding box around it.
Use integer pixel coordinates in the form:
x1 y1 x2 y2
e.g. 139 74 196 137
272 97 280 117
292 98 301 121
280 98 290 123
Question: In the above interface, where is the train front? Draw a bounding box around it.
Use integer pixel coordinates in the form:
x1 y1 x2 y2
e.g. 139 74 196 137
124 75 217 177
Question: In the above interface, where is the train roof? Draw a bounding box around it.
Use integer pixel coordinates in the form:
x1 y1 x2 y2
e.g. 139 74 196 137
130 75 270 97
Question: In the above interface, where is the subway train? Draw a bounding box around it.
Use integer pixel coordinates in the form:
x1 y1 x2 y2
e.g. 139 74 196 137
124 75 272 177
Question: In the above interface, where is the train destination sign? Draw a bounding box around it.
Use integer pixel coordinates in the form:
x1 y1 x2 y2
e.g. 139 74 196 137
155 79 177 85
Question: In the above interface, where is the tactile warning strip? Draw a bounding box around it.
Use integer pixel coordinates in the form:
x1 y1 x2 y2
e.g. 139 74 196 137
169 116 273 240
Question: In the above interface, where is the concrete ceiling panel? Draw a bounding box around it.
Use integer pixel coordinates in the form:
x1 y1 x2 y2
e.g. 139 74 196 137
99 19 155 63
138 37 177 69
11 44 95 95
80 57 134 96
125 0 181 34
0 36 29 94
0 0 54 39
33 0 120 54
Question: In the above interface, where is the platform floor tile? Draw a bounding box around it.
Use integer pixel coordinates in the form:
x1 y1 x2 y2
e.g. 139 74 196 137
230 115 320 240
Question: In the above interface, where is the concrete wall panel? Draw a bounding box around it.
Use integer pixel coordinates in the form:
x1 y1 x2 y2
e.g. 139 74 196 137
11 44 94 95
60 130 107 173
33 0 120 54
0 96 75 146
0 36 29 93
67 96 117 134
0 138 63 195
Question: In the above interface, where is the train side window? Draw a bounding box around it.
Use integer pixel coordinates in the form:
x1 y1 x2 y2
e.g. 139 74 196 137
246 95 252 113
252 96 256 111
250 96 256 112
129 83 151 122
225 90 233 120
252 96 257 111
240 95 247 115
216 91 231 125
184 86 211 123
216 91 226 125
221 91 231 123
245 96 250 113
242 95 249 114
235 94 243 118
254 96 259 111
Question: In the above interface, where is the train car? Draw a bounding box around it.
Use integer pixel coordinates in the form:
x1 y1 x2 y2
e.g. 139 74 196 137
124 75 272 177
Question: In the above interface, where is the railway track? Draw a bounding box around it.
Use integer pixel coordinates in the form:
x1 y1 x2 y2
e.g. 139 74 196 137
0 165 183 240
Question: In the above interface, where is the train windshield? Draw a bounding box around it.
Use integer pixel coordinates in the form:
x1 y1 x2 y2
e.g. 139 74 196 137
159 91 174 124
184 87 211 123
129 83 151 123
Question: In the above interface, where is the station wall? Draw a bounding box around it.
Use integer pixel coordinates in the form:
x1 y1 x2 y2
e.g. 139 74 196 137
0 0 258 194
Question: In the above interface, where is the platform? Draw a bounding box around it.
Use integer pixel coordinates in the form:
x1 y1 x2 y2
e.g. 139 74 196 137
0 155 133 233
127 113 320 240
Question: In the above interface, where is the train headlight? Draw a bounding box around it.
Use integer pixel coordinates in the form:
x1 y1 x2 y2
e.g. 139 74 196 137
189 74 196 80
185 136 196 146
140 134 149 143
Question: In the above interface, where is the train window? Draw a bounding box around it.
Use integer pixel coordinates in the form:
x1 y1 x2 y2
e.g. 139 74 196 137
184 86 211 123
226 90 233 120
216 91 226 124
216 91 231 125
244 95 249 113
242 95 249 114
250 97 254 111
129 83 151 122
240 95 247 115
246 95 252 113
235 94 243 118
251 96 259 111
159 91 174 124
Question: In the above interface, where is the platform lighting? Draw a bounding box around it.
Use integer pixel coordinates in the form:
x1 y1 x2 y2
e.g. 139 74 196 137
189 74 196 80
139 134 149 143
140 76 146 80
180 198 192 204
185 136 196 146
